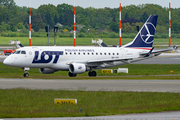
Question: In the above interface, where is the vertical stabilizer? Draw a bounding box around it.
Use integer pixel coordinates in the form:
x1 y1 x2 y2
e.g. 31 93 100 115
122 15 158 49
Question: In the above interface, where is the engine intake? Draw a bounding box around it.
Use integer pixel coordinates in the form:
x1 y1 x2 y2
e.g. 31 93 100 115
69 63 86 74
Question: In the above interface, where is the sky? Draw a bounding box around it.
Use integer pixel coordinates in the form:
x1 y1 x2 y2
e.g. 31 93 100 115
13 0 180 9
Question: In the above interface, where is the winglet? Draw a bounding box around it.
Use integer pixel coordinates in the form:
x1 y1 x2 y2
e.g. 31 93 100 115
144 47 154 57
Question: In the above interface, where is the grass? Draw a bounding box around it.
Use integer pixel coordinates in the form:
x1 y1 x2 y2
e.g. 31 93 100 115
0 88 180 118
0 63 180 79
0 37 179 46
1 59 180 117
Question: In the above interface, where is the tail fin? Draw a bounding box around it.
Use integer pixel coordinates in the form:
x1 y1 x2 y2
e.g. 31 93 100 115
122 15 158 49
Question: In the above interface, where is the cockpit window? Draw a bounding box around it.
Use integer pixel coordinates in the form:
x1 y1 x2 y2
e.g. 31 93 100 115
13 50 26 54
21 51 26 54
14 51 21 54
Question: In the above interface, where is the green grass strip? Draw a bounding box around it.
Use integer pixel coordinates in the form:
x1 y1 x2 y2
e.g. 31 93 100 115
1 63 180 79
0 88 180 118
0 37 179 46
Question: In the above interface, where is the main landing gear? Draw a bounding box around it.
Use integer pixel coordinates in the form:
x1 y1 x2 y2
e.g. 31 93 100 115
68 71 97 77
68 72 77 77
88 71 97 77
23 68 30 77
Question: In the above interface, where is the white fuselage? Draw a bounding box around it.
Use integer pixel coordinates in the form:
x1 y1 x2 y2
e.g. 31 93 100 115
3 46 149 71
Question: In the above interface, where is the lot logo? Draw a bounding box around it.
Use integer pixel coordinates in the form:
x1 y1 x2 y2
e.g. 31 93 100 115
140 22 155 44
32 51 63 63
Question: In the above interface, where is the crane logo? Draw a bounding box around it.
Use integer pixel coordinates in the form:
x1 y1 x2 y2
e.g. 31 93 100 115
140 22 155 44
78 66 82 70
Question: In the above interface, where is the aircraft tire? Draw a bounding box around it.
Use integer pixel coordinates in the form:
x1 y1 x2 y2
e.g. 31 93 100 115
23 73 29 77
68 72 77 77
88 71 97 77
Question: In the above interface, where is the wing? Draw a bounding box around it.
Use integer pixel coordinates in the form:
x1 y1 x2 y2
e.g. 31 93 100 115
67 57 133 67
87 57 133 63
85 57 133 67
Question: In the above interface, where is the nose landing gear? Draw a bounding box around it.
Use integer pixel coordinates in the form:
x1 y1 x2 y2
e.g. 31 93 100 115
23 72 29 77
22 67 30 77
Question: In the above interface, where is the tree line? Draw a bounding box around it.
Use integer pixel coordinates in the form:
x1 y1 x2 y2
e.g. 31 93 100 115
0 0 180 35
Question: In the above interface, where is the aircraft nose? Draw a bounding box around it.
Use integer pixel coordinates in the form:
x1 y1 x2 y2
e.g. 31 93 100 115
3 57 12 66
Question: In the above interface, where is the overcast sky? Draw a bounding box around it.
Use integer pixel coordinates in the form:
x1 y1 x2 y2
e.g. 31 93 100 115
13 0 179 9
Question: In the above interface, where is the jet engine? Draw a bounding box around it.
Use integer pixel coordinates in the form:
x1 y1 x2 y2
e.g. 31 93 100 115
39 68 56 74
69 63 86 74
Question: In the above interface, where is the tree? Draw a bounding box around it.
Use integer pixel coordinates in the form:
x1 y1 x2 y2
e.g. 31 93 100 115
45 11 54 28
54 14 58 25
124 13 129 19
122 18 140 24
122 22 134 33
38 4 57 27
0 0 16 7
62 9 73 27
110 22 118 33
16 22 24 29
0 22 10 31
34 20 45 32
140 12 149 23
58 14 63 24
172 20 180 33
112 16 116 23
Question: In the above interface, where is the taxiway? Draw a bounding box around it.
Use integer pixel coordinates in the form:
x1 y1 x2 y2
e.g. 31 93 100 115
0 79 180 92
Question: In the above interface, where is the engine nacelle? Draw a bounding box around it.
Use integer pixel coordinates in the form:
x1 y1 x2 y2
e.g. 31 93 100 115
69 63 86 74
39 68 56 74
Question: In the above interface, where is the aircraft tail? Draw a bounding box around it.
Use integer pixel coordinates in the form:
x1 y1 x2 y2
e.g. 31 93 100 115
122 15 158 50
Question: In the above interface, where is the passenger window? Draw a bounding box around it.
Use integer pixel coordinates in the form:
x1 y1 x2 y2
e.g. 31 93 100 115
113 53 115 55
117 53 119 55
83 53 85 55
100 53 102 55
65 52 68 55
104 53 106 55
109 53 111 55
21 51 26 54
78 53 80 55
92 53 94 55
96 53 98 55
74 53 76 55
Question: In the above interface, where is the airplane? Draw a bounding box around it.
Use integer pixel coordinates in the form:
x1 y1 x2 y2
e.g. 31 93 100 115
3 15 172 77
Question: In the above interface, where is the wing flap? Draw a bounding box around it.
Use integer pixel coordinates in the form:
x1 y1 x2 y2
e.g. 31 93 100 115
86 57 133 64
66 57 133 67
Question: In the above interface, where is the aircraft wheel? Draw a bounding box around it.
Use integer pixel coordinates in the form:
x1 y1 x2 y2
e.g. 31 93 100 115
23 73 29 77
92 71 97 77
68 72 77 77
88 71 97 77
88 71 92 76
